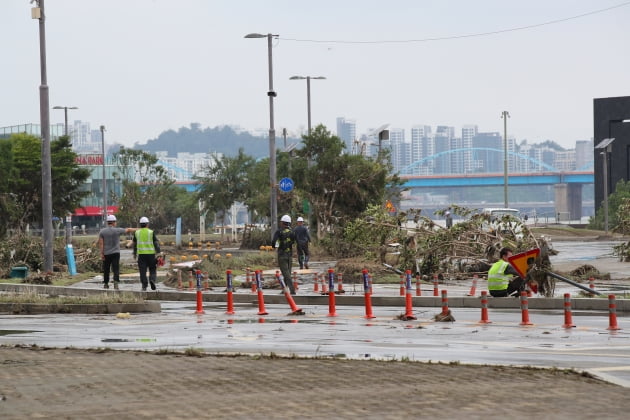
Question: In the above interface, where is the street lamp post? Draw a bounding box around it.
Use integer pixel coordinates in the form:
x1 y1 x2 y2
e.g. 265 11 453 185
100 125 107 225
595 138 615 235
245 32 279 238
501 111 510 208
31 0 53 272
52 105 78 136
289 75 326 134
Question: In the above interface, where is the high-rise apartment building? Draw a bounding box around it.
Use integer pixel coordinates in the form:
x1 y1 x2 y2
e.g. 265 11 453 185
388 128 406 169
461 125 478 173
472 132 502 173
336 117 356 152
575 140 593 170
410 125 433 175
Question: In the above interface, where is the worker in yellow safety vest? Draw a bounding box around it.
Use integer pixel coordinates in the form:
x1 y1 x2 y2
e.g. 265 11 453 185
133 216 161 291
487 247 525 297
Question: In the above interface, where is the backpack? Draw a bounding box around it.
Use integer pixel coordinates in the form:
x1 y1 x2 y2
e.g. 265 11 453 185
277 228 294 252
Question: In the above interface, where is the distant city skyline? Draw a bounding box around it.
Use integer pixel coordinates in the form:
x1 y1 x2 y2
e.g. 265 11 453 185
2 1 628 150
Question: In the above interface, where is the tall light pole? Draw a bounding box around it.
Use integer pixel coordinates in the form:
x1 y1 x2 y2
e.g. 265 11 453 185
245 32 278 238
100 125 107 225
289 75 326 134
595 138 615 235
31 0 53 272
501 111 510 208
52 105 78 136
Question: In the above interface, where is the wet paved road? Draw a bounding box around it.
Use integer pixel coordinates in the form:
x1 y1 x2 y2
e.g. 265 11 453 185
2 239 629 390
1 300 629 387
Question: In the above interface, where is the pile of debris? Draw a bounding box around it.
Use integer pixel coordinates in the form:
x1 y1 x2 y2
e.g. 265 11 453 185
342 206 559 297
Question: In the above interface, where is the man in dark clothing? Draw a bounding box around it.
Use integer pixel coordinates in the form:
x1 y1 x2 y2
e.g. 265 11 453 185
98 215 137 290
293 216 311 269
133 216 161 291
272 214 297 294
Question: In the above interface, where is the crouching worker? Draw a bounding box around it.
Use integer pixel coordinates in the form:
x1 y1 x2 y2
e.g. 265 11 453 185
488 247 525 297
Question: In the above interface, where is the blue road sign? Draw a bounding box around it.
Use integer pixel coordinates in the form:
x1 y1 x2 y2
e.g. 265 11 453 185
279 177 294 192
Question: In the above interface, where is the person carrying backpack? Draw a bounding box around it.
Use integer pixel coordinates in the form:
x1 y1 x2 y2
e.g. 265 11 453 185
272 215 297 294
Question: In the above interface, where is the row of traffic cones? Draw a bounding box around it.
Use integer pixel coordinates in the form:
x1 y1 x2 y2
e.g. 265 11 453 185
191 268 622 331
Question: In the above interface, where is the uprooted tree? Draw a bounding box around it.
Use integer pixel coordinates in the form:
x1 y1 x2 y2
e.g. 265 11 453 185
323 205 558 297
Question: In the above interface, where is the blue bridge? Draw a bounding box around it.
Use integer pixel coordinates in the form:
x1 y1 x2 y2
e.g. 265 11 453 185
401 171 593 188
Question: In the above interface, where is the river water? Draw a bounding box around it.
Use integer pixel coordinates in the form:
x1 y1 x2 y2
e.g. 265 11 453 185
550 240 623 263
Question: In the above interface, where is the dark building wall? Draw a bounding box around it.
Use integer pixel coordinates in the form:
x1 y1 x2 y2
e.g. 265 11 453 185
593 96 630 211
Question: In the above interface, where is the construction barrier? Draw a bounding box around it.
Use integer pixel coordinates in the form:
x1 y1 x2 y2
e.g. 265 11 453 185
188 270 194 291
313 273 319 292
292 271 299 292
194 270 205 314
441 290 449 315
337 273 344 294
433 275 439 297
248 269 257 293
415 274 422 296
321 273 328 294
277 271 304 315
562 293 575 328
519 291 533 325
401 270 416 320
399 275 405 296
362 269 375 319
255 270 268 315
467 275 478 296
225 270 235 315
479 291 491 324
608 294 621 331
327 269 337 317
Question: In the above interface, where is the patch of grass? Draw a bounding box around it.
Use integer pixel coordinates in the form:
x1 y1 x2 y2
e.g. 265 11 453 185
0 290 143 305
183 347 205 357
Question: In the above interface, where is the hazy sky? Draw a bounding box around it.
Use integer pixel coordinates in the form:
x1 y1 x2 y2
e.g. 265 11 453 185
2 0 628 149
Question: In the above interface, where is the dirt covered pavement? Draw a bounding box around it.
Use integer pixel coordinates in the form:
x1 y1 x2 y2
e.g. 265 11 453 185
2 346 630 419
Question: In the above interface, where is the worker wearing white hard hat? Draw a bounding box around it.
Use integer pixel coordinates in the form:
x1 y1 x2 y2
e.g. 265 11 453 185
133 216 161 291
293 216 311 269
272 215 297 294
98 215 137 290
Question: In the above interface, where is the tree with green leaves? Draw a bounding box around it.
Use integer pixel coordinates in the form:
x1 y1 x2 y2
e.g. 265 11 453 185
112 147 174 230
241 156 274 225
0 133 90 236
291 124 403 239
194 148 256 240
589 179 630 231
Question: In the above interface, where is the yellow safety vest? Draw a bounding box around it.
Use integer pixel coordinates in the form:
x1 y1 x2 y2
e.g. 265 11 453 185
135 228 155 255
487 260 512 291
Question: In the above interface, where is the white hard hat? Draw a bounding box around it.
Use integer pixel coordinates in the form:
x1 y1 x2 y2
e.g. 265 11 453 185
297 217 304 222
106 215 117 222
280 215 291 223
139 216 149 224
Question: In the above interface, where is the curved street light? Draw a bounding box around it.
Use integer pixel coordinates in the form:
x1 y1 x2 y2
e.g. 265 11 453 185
245 32 279 237
31 0 53 271
289 75 326 134
52 105 78 136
